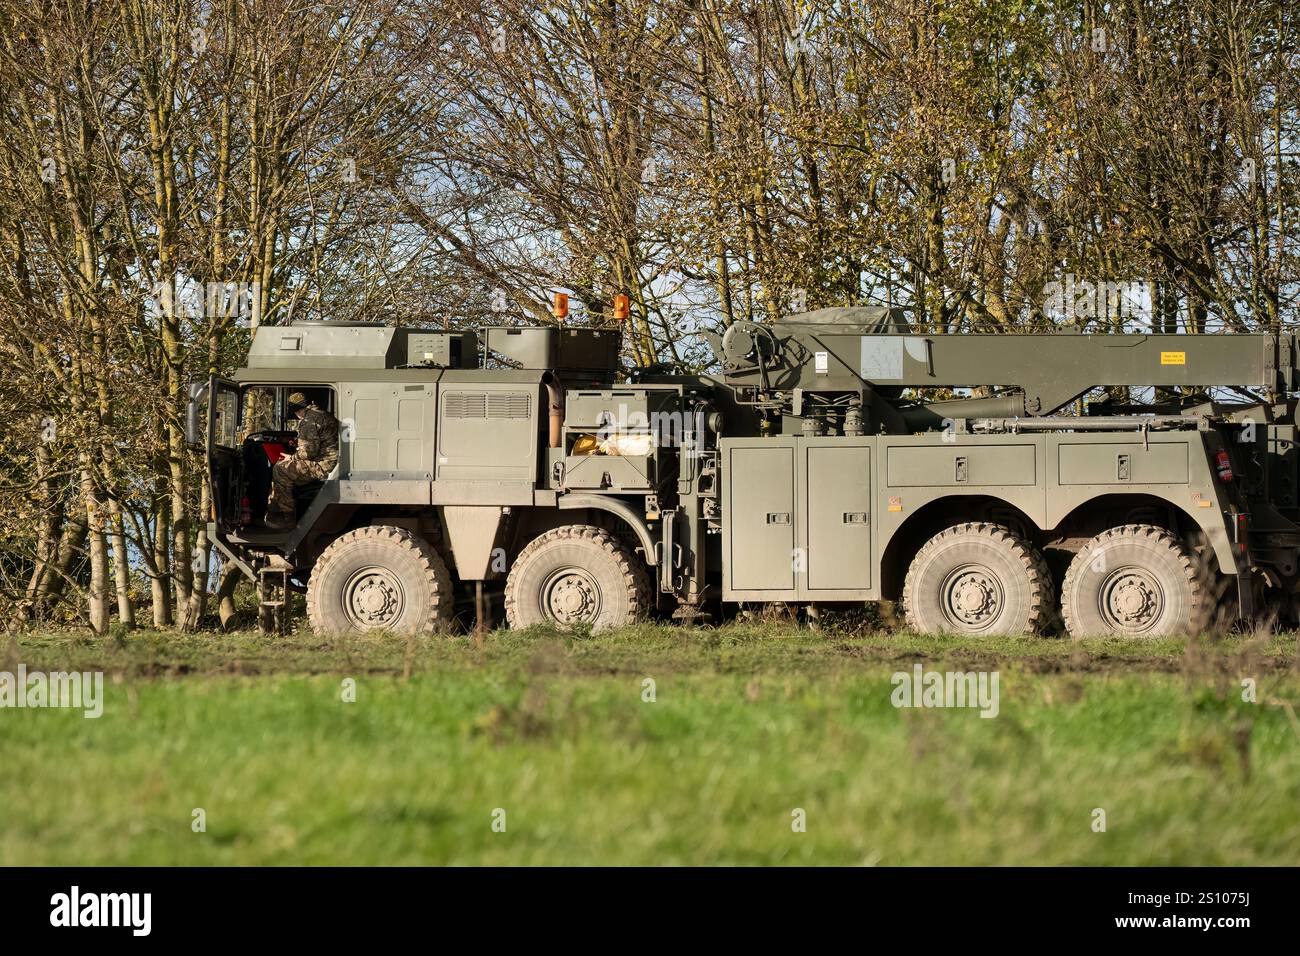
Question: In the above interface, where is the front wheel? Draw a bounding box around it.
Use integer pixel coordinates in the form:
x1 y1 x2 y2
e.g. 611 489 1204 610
307 526 454 635
504 525 651 632
1060 524 1212 638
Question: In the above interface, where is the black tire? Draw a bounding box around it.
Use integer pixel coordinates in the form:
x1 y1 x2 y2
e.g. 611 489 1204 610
307 526 454 635
504 525 651 632
902 522 1052 636
1060 524 1212 638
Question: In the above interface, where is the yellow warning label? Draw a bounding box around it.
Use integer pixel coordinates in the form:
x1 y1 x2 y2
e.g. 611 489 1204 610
1160 351 1186 366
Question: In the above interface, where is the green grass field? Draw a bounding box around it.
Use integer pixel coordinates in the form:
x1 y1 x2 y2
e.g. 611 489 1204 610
2 623 1298 865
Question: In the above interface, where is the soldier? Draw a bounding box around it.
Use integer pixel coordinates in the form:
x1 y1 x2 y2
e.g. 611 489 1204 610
265 391 340 530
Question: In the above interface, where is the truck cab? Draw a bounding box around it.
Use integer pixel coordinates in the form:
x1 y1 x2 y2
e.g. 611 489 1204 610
194 380 339 536
190 320 690 633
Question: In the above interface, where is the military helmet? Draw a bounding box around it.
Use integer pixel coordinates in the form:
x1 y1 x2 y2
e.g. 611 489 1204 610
286 391 309 410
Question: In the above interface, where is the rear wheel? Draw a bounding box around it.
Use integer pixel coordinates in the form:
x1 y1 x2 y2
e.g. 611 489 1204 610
903 522 1052 636
307 526 454 635
504 525 650 632
1060 524 1212 638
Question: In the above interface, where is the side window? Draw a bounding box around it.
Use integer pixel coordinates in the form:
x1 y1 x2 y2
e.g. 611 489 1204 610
213 388 240 448
285 387 335 432
295 387 334 413
241 386 280 437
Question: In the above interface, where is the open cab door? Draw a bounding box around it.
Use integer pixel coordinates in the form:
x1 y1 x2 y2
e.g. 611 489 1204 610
202 377 244 532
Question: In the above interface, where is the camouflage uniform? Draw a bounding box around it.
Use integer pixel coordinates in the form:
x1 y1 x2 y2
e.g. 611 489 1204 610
266 403 340 522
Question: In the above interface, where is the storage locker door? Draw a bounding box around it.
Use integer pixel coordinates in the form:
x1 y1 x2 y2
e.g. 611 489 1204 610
728 446 796 592
807 446 872 591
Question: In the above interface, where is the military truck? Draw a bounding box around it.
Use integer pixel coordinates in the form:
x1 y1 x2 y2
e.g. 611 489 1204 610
188 309 1300 638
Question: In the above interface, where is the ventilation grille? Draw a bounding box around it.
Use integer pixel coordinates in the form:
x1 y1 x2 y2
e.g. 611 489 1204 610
444 393 486 419
444 392 531 420
488 393 531 419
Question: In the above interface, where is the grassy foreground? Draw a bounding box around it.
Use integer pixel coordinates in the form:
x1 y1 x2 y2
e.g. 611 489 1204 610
2 623 1299 865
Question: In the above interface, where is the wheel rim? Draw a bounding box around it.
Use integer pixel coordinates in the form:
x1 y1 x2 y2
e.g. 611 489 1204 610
541 567 602 626
341 565 406 629
939 563 1004 632
1098 566 1165 633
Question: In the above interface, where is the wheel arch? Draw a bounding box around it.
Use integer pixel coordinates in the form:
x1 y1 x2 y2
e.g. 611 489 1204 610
554 494 659 566
1049 492 1236 576
880 495 1038 601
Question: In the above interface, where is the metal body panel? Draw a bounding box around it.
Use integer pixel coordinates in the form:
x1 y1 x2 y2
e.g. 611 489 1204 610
722 436 877 601
246 323 478 371
439 505 506 580
406 331 478 368
874 436 1050 581
887 443 1037 487
872 431 1240 582
485 326 621 372
563 454 654 491
1043 432 1240 577
431 480 535 505
1057 441 1188 485
247 323 403 369
435 383 541 481
559 386 682 493
723 441 797 594
804 444 872 591
555 493 659 565
234 368 543 385
336 477 428 503
564 388 681 429
340 382 436 479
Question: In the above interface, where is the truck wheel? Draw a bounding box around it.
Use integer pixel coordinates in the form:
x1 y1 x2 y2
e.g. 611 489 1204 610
307 526 454 635
1060 524 1211 638
903 522 1052 636
504 525 650 632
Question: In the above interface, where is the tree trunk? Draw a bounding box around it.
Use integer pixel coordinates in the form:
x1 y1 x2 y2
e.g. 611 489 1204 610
108 496 135 629
151 490 172 627
80 466 110 634
39 509 88 614
217 561 242 631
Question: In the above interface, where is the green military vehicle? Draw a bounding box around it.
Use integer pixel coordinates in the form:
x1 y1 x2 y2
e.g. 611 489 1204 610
189 309 1300 638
